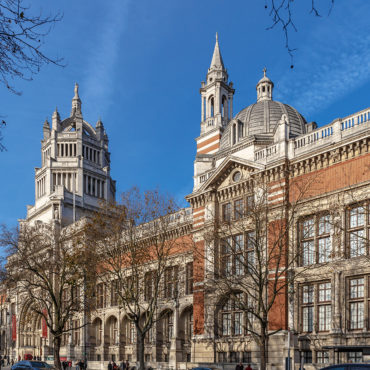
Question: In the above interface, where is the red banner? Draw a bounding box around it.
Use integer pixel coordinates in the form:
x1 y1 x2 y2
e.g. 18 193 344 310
42 309 48 338
12 314 16 341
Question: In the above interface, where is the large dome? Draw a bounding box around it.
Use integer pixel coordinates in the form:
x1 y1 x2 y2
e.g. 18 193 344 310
235 99 307 138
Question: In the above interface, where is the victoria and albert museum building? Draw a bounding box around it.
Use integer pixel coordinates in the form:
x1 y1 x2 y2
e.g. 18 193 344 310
0 36 369 370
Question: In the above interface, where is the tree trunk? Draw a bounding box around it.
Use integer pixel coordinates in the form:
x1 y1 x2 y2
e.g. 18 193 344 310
260 323 268 370
137 333 145 370
53 335 62 370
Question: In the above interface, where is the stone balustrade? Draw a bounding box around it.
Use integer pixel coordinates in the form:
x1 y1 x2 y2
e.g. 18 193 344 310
254 107 370 164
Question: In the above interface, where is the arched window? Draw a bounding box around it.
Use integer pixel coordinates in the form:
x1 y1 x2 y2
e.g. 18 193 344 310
203 97 206 121
221 294 244 337
222 96 227 118
232 124 236 145
209 96 214 118
238 122 244 140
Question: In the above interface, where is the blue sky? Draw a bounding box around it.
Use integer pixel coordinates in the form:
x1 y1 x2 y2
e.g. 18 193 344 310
1 0 370 225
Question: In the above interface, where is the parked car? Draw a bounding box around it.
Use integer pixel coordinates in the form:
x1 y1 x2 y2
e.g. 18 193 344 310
321 364 370 370
11 361 54 370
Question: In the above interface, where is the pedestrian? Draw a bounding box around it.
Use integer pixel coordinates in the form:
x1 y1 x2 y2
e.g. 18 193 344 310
113 362 118 370
120 361 126 370
235 363 243 370
245 364 252 370
108 362 113 370
125 360 129 370
11 359 14 366
75 360 80 370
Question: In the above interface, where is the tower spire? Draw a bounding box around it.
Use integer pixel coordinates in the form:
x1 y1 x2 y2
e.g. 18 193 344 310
209 32 225 70
71 82 82 117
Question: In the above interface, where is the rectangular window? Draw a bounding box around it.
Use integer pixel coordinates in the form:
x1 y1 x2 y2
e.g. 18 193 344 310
318 237 331 263
144 271 154 301
350 230 365 257
350 301 364 329
348 351 363 363
246 232 255 272
318 305 331 331
222 203 231 222
348 205 368 258
246 195 254 214
185 262 193 295
303 285 314 304
300 214 333 265
302 241 314 266
302 351 312 364
318 282 331 302
242 351 252 363
164 266 178 299
350 206 365 228
317 351 329 364
234 234 244 276
111 280 119 306
234 199 244 220
96 283 104 308
222 313 231 336
234 312 242 336
350 278 364 299
302 306 313 332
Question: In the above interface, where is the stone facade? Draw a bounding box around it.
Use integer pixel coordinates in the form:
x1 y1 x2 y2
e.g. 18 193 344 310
0 36 370 370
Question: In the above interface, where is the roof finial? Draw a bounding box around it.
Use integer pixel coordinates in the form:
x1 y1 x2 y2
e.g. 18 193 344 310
216 32 218 42
71 82 82 117
263 67 267 77
74 82 79 99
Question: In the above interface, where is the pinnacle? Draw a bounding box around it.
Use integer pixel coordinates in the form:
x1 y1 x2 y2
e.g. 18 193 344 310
210 32 225 70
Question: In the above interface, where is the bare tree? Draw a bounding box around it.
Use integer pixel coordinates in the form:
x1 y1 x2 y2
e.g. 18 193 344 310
199 170 323 370
265 0 335 66
0 220 97 370
0 120 5 152
85 187 191 370
0 0 63 94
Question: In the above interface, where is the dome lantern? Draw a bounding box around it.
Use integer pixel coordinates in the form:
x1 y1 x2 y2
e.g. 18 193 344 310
256 67 274 102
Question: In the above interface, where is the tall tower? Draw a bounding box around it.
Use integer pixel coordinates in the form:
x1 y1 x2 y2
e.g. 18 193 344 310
26 84 116 226
197 33 235 155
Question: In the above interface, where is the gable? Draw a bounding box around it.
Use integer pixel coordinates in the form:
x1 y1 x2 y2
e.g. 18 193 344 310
199 156 264 192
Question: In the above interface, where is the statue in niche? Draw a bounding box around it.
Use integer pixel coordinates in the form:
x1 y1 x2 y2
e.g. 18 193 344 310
54 205 59 220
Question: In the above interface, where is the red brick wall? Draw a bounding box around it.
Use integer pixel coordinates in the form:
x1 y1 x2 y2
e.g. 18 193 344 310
290 153 370 202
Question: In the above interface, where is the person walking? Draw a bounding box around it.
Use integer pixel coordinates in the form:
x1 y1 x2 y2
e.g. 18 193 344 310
108 361 113 370
120 360 126 370
125 360 129 370
235 363 243 370
245 364 252 370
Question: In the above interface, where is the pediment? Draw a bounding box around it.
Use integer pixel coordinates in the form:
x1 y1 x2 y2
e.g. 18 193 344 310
199 156 264 192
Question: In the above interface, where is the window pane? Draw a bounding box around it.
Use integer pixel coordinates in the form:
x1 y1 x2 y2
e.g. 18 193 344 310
319 215 331 235
350 230 365 257
302 218 314 238
350 207 365 228
303 306 313 332
318 305 331 331
318 237 331 263
234 234 244 252
303 285 314 304
303 241 315 265
350 302 364 329
234 312 242 335
318 282 331 302
350 278 364 298
222 313 231 336
234 199 244 220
